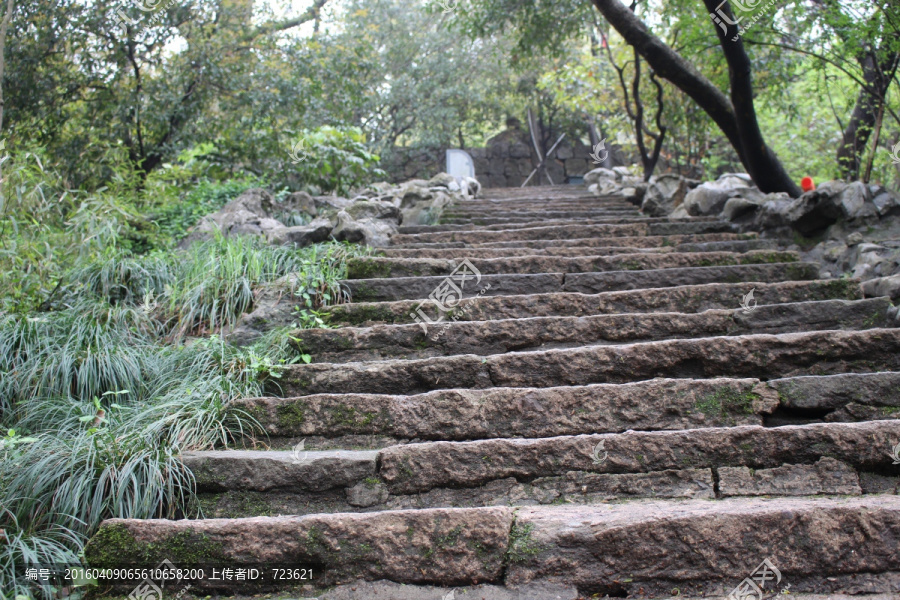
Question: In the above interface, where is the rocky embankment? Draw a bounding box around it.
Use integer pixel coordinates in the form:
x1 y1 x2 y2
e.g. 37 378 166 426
585 167 900 300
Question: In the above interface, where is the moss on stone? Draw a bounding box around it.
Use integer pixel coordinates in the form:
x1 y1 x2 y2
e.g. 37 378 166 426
347 259 393 280
330 304 397 326
325 404 380 432
85 524 226 567
199 491 276 519
350 282 378 302
506 521 541 564
695 386 759 418
276 401 307 429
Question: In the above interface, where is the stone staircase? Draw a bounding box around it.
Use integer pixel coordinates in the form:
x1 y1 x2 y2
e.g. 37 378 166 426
86 186 900 599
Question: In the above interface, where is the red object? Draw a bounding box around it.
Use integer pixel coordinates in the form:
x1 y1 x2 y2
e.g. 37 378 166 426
801 177 815 192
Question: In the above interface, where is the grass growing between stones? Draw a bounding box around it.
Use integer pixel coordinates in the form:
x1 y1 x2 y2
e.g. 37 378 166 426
0 236 365 599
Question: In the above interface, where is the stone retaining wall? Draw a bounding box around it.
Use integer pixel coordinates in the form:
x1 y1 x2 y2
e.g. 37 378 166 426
380 126 628 187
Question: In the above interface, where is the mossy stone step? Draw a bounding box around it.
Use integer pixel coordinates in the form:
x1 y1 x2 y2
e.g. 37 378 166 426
345 262 818 302
291 298 893 363
392 232 756 250
327 279 861 326
237 372 900 448
346 250 799 279
381 239 777 259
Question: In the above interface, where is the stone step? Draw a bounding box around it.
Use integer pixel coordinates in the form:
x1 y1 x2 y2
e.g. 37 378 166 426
507 496 900 596
446 200 636 211
449 198 630 208
346 262 819 302
84 507 514 591
449 198 630 206
439 212 643 224
377 420 900 495
327 279 862 326
190 419 899 516
277 328 900 396
347 250 799 279
237 372 900 444
292 298 893 364
443 205 644 214
393 221 735 245
381 239 778 259
770 371 900 423
84 497 900 595
391 223 652 245
399 215 716 234
392 232 756 250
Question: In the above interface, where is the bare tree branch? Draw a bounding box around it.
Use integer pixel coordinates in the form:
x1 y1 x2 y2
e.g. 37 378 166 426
245 0 329 41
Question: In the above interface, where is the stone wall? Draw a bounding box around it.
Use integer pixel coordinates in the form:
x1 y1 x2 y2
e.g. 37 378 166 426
380 126 628 188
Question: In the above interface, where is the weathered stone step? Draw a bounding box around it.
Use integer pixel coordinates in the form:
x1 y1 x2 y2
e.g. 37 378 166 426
346 262 818 302
378 420 900 495
770 371 900 423
191 428 900 518
84 507 514 591
329 279 861 326
238 378 775 445
290 298 893 363
400 215 718 234
392 232 755 250
235 372 900 445
443 204 643 214
183 449 377 493
381 239 777 259
277 329 900 396
84 497 900 595
507 496 900 596
446 200 635 210
449 198 631 209
440 212 643 224
347 250 799 279
393 221 733 245
391 223 650 245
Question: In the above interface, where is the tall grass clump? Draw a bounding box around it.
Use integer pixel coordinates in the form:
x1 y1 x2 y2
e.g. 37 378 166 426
163 235 314 338
0 234 367 598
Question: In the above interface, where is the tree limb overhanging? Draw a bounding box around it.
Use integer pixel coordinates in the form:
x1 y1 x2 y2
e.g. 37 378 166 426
591 0 743 158
590 0 801 196
699 0 800 196
245 0 330 41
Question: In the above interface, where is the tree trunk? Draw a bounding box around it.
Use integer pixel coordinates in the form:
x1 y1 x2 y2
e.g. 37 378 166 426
0 0 14 201
700 0 800 196
590 0 801 196
0 0 13 134
836 50 899 180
